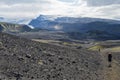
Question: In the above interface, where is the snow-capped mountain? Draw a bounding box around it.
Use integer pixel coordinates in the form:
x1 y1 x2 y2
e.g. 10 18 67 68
29 15 120 41
36 15 57 21
29 14 120 30
55 17 120 24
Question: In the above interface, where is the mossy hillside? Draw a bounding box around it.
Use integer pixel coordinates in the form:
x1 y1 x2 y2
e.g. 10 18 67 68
0 22 32 32
88 45 104 51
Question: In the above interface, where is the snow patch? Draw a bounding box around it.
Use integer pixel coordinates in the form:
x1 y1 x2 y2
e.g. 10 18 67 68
54 25 62 30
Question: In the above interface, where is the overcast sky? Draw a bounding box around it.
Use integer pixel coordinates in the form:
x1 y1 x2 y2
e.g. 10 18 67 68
0 0 120 20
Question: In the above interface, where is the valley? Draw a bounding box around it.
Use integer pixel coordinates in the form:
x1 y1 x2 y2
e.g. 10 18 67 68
15 30 120 53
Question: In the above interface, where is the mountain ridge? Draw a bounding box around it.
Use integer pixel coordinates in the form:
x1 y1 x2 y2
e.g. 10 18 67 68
29 15 120 31
23 15 120 41
0 22 32 33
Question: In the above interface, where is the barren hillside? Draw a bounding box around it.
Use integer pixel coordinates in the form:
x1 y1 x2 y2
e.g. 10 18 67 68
0 32 104 80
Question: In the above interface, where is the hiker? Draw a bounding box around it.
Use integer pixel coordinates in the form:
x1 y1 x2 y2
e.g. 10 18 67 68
108 54 112 62
98 48 101 52
108 53 112 67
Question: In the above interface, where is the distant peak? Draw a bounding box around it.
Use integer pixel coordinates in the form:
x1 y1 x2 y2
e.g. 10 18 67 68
0 17 4 19
36 14 58 21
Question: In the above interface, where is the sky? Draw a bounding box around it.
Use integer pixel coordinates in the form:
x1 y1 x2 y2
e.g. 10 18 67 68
0 0 120 20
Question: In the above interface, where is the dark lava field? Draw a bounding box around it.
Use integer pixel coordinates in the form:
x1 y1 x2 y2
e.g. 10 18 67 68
0 32 120 80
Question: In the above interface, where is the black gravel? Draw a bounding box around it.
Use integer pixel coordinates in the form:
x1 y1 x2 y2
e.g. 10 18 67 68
0 32 104 80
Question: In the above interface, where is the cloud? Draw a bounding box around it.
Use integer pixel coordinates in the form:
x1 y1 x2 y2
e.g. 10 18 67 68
0 0 37 4
54 25 63 30
0 0 120 20
85 0 120 6
0 0 67 18
95 4 120 19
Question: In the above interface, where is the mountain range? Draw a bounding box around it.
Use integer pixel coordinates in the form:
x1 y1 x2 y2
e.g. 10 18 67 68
0 15 120 40
29 15 120 32
28 15 120 40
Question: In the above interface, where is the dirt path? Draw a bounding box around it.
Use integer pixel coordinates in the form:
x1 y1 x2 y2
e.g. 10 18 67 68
101 52 120 80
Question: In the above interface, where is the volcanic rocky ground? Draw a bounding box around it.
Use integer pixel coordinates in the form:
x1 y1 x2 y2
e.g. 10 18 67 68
0 32 120 80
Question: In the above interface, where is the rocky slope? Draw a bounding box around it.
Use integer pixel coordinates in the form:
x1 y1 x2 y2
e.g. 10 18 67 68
0 32 104 80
